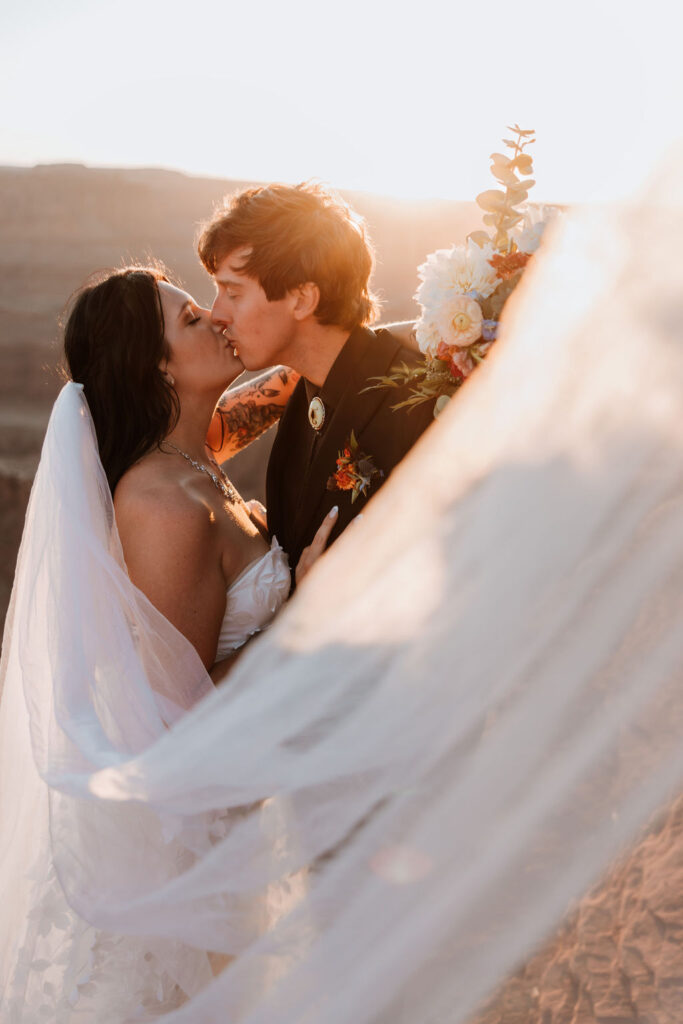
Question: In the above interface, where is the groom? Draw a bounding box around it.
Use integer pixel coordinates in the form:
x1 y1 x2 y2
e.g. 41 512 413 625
198 182 434 574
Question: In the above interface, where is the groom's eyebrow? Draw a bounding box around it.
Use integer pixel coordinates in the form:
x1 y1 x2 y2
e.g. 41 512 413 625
223 251 251 280
215 273 243 289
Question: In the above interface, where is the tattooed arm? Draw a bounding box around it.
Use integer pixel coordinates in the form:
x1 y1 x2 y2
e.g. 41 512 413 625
206 366 300 461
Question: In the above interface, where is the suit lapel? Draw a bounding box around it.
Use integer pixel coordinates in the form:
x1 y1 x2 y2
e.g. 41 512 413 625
267 378 310 550
293 327 403 543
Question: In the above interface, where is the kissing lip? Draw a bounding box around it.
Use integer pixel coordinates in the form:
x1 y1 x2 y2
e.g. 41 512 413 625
220 330 239 357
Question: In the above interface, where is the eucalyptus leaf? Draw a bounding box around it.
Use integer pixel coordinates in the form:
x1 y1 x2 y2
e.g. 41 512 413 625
467 230 492 247
493 167 519 186
476 189 508 213
499 214 523 229
513 154 533 173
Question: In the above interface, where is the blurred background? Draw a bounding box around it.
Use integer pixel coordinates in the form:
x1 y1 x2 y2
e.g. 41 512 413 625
1 0 681 627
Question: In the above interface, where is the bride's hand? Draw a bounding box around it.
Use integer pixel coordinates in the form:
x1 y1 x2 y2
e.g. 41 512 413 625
295 506 339 585
245 499 268 538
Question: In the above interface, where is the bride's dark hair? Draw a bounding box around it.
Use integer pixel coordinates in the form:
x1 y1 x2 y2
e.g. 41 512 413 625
62 266 180 493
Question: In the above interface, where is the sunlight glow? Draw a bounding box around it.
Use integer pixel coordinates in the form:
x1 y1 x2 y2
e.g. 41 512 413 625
1 0 681 203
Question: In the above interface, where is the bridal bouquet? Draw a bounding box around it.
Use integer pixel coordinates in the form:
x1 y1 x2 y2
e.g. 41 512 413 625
374 126 559 414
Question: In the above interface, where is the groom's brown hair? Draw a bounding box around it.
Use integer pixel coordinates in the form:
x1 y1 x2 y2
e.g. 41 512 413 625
197 182 378 330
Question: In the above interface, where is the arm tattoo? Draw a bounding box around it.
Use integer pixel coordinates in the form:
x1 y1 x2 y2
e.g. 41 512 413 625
215 367 294 452
229 367 293 401
218 395 284 452
217 399 284 452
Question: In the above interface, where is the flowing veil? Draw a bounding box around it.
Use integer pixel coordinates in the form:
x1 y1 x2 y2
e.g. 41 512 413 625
1 147 683 1022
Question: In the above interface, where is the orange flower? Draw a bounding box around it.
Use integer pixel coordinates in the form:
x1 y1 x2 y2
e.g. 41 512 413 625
327 432 383 503
333 467 356 490
488 250 531 280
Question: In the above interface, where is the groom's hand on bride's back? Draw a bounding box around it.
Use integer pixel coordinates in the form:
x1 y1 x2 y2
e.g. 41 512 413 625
295 506 340 585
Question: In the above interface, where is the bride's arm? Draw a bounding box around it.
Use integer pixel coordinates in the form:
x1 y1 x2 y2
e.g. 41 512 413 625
206 366 300 462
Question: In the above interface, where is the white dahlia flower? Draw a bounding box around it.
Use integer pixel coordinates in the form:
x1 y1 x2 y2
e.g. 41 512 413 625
415 319 443 358
415 238 499 313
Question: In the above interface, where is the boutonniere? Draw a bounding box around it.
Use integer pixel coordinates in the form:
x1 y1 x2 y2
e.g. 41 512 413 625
326 430 384 504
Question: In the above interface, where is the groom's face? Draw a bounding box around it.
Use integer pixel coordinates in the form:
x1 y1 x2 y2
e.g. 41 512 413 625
211 248 297 371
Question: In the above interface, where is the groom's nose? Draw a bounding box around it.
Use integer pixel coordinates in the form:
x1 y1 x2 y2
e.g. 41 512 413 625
210 294 230 325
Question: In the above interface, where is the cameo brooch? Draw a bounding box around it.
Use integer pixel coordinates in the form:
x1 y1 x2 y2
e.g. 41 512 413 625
308 396 326 431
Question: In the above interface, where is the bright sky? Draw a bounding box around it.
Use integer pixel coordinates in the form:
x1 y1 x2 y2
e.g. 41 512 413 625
1 0 681 204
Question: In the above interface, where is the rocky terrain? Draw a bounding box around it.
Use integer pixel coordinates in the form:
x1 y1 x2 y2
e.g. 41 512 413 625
473 795 683 1024
0 163 480 630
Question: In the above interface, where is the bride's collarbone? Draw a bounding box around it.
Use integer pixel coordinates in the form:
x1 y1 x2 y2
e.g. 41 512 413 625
182 479 270 585
151 456 246 524
183 473 260 538
117 455 269 577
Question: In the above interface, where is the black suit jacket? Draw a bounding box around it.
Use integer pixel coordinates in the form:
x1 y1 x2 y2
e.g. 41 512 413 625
266 325 434 578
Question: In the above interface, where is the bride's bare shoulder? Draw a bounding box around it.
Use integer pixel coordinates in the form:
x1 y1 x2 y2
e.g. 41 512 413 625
115 452 178 507
111 454 228 663
113 454 211 541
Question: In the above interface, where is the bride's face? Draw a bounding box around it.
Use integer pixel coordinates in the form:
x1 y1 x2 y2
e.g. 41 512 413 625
157 281 244 396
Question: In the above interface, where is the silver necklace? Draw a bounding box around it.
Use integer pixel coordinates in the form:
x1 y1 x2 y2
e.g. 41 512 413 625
164 441 238 504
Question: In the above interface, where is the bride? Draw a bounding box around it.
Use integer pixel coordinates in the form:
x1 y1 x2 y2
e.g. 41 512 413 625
0 260 422 1021
62 265 337 683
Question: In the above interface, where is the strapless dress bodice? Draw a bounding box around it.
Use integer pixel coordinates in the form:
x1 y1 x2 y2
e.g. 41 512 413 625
215 537 291 660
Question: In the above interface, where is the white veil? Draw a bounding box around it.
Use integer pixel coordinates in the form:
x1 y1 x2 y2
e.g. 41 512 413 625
2 148 683 1023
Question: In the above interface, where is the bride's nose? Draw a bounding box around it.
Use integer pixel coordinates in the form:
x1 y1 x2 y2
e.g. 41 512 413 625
199 305 219 329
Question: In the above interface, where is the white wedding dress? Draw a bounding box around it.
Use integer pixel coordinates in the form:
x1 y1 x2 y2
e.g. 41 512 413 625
215 538 291 661
2 147 683 1024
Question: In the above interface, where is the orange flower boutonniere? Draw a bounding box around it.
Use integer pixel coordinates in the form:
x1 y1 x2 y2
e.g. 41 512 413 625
326 430 383 504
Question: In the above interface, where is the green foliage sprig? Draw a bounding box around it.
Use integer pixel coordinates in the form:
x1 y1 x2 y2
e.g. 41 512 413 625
470 125 536 252
364 359 457 412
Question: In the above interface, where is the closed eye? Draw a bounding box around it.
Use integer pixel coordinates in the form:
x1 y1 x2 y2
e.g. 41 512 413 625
216 284 239 300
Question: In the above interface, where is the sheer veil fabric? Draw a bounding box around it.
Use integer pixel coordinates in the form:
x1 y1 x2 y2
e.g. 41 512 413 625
2 147 683 1022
